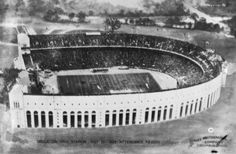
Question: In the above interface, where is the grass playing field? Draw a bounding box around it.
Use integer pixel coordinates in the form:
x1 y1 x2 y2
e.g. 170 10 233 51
58 73 161 95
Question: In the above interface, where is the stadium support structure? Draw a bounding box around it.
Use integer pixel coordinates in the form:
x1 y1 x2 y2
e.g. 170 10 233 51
8 32 227 129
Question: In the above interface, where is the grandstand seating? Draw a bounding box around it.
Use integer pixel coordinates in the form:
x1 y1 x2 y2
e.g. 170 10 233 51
24 33 222 88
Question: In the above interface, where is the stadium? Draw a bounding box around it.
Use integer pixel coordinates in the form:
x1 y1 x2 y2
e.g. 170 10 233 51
8 31 228 129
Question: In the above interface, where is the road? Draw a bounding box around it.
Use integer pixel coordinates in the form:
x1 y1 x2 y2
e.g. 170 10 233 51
183 2 231 34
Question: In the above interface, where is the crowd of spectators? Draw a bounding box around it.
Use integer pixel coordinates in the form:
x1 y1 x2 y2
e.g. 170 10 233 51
28 47 203 87
26 33 222 88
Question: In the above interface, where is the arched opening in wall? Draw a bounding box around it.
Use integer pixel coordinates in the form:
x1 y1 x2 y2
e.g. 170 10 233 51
163 106 167 120
212 92 215 106
70 111 75 128
185 102 189 116
214 90 217 104
199 98 202 112
210 92 214 106
125 109 130 125
145 108 149 123
112 110 116 126
105 110 109 126
194 99 198 113
157 107 161 121
210 93 213 107
119 110 123 126
151 107 156 122
92 111 96 128
77 111 82 128
63 111 67 127
49 111 53 127
180 103 183 117
190 102 193 115
84 111 89 128
132 109 136 124
26 111 31 128
169 105 173 119
34 111 39 128
207 94 210 108
41 111 46 128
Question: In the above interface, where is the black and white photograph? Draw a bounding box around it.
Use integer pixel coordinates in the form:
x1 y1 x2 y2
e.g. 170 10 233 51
0 0 236 153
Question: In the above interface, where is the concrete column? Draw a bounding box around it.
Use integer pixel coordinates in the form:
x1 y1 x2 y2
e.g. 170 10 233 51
148 108 152 123
45 111 49 128
182 104 186 118
160 108 164 121
53 111 57 128
23 110 27 128
88 112 92 128
213 92 216 105
139 109 144 124
116 112 119 126
38 111 42 128
81 112 84 128
189 104 193 115
67 111 70 128
96 111 98 128
129 111 132 125
31 111 35 128
122 111 125 126
166 106 169 120
195 102 198 114
109 111 112 126
75 112 78 128
209 94 212 107
98 111 103 128
218 87 221 100
154 108 157 122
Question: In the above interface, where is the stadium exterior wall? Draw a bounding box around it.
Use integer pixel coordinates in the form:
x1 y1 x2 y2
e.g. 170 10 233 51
9 72 224 129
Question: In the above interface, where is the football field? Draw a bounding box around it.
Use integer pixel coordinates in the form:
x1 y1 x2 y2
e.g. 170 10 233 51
58 73 161 95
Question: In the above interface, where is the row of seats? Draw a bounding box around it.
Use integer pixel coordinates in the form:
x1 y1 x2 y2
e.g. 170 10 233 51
28 33 220 79
29 47 204 87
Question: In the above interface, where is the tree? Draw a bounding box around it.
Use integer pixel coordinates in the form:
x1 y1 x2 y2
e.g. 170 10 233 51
104 17 121 32
228 16 236 37
213 24 221 33
88 10 94 16
2 68 21 86
28 0 45 16
190 13 199 22
195 17 207 30
54 7 64 15
52 0 60 5
76 11 86 23
0 0 8 20
68 12 75 20
142 0 155 12
206 0 226 6
117 9 125 17
165 16 181 26
15 0 25 13
44 9 59 22
142 0 188 16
